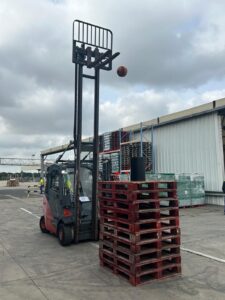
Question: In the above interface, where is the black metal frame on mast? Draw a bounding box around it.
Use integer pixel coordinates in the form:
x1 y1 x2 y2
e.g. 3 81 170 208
72 20 120 243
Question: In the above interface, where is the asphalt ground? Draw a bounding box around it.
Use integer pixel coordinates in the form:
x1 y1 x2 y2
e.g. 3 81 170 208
0 186 225 299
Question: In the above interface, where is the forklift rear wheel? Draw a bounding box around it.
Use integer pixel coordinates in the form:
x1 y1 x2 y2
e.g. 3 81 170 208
39 216 48 233
58 224 73 246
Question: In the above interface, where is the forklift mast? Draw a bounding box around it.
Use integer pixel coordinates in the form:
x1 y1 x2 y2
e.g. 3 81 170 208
72 20 120 242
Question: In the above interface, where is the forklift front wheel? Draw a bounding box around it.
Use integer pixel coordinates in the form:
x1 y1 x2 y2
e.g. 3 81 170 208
39 216 49 234
58 223 73 246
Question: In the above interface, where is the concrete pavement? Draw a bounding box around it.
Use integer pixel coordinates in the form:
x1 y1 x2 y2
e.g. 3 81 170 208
0 188 225 299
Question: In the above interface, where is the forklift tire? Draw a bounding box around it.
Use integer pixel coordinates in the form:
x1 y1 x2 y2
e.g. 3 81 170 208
58 223 73 246
39 216 49 234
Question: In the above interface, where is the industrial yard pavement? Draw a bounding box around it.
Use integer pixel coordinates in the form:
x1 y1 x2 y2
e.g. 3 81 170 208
0 186 225 300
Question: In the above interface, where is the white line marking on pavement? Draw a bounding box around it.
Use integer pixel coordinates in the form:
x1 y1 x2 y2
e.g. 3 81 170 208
5 195 22 201
181 247 225 264
20 208 40 219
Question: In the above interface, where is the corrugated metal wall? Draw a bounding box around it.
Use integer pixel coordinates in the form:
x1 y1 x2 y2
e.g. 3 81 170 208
154 113 224 194
205 195 224 206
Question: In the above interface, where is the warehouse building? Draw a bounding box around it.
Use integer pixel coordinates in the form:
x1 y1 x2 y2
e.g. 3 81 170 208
41 97 225 206
124 97 225 206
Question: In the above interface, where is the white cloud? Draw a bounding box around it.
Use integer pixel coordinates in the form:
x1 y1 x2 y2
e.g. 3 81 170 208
0 116 8 134
99 87 224 132
1 0 225 163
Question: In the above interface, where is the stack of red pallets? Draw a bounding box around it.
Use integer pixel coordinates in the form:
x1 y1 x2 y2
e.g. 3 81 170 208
98 181 181 286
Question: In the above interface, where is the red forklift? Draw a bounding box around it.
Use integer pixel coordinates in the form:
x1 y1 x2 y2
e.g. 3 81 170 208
39 20 120 245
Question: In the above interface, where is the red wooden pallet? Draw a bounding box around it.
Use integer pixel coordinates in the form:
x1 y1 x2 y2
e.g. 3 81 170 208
100 215 180 233
100 238 162 255
100 226 160 244
161 246 180 257
100 216 160 233
100 205 179 217
159 255 181 268
100 232 160 250
99 190 158 200
100 250 161 274
99 190 177 201
100 253 181 286
161 227 180 236
99 207 161 222
99 198 160 211
100 205 160 216
100 245 161 265
100 206 179 222
100 259 161 286
100 229 181 248
160 217 180 228
98 181 177 192
100 238 180 259
100 239 161 256
101 221 179 239
100 251 181 274
161 234 181 245
99 198 179 211
160 208 179 219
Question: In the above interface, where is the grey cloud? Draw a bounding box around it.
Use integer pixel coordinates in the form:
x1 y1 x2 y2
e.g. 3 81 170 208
0 68 36 107
0 132 70 156
1 86 95 137
89 0 225 89
1 0 225 159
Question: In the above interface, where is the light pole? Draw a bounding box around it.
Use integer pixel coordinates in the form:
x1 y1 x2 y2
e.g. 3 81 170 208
31 154 35 182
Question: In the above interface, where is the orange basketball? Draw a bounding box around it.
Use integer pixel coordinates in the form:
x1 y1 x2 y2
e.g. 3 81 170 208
117 66 128 77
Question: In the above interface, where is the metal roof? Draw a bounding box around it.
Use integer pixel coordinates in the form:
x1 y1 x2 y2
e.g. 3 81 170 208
41 97 225 156
124 97 225 131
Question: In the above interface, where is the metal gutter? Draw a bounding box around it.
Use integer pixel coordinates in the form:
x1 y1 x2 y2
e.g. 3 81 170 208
205 191 224 197
41 99 225 156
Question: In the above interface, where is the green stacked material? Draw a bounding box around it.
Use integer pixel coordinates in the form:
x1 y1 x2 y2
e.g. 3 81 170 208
157 173 176 181
111 152 120 173
145 172 175 181
176 173 205 207
190 174 205 205
145 173 176 198
145 172 205 207
176 174 192 207
145 173 158 180
119 173 130 181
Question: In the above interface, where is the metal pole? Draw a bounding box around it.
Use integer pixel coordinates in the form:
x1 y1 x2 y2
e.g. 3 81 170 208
73 63 78 209
73 64 78 145
40 154 45 177
151 125 155 172
92 67 100 241
129 130 132 141
74 63 83 243
119 128 122 172
140 122 143 157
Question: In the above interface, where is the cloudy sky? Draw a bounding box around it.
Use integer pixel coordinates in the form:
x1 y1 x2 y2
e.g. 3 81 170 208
1 0 225 164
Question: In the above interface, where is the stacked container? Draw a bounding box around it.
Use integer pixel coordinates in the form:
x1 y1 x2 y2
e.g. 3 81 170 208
145 173 205 208
99 135 104 152
98 180 181 286
111 131 120 150
190 174 205 206
103 132 112 151
111 152 120 173
121 141 152 171
101 131 129 153
176 174 205 207
121 142 130 170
